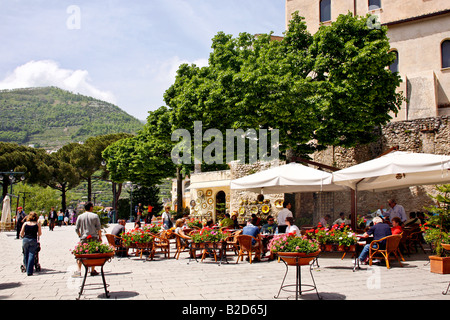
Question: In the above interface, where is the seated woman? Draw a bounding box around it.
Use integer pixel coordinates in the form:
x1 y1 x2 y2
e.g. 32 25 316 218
391 217 403 235
175 219 191 245
285 217 300 236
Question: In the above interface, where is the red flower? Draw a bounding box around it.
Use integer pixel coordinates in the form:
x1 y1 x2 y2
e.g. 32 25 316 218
87 235 92 240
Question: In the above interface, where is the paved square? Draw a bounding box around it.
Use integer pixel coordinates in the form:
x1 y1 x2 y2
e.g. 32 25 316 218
1 223 449 301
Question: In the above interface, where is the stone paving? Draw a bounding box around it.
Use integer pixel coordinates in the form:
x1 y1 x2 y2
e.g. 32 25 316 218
1 223 449 302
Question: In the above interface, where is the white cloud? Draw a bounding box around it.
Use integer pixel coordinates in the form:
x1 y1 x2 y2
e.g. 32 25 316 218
0 60 116 104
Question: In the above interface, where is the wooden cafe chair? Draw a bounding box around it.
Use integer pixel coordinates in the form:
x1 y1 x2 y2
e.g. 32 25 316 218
236 234 262 264
369 234 405 269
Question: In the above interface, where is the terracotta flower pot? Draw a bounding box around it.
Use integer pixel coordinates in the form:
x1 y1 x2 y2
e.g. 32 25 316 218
75 252 114 267
277 250 320 266
430 253 450 274
325 244 333 252
337 245 345 252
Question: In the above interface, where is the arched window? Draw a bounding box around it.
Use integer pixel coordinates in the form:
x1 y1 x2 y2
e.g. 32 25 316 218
320 0 331 22
389 50 399 73
442 40 450 69
369 0 381 10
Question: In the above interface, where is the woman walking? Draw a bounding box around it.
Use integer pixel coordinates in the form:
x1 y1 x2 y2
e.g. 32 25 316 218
20 212 42 276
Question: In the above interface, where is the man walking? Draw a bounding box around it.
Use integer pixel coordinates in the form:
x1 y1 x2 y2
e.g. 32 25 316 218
48 207 57 231
73 202 102 277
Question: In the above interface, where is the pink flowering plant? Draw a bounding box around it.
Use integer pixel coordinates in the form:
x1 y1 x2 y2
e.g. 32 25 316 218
71 237 114 256
268 234 320 254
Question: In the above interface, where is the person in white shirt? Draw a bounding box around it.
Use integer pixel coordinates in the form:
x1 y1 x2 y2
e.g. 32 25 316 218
285 217 300 236
386 199 407 223
276 202 293 233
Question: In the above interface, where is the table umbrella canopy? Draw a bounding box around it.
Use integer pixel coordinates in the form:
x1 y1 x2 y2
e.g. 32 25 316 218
1 195 11 224
332 151 450 192
230 163 347 194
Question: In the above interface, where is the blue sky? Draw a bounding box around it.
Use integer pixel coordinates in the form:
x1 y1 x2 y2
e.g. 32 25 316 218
0 0 286 120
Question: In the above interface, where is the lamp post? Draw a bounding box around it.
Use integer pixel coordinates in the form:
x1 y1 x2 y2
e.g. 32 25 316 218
0 171 25 197
125 182 135 223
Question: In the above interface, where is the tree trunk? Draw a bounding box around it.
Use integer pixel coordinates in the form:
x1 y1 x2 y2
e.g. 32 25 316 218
87 176 92 202
61 184 67 212
176 167 183 215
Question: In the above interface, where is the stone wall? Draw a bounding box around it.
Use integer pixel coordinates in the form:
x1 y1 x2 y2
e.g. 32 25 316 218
305 115 450 225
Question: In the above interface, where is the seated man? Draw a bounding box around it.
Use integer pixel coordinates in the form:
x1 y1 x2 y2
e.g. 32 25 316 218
242 218 262 260
219 213 234 228
111 219 126 244
261 216 277 234
358 217 392 264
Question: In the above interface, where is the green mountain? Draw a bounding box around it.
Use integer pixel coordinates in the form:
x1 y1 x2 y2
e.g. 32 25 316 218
0 87 144 150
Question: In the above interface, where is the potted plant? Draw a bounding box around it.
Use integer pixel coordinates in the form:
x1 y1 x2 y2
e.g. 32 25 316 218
191 227 230 243
337 227 357 252
187 218 203 229
143 223 162 234
421 185 450 274
268 234 320 265
121 227 154 248
71 235 114 266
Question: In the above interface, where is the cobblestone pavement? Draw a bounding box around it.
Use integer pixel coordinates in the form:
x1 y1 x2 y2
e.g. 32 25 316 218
1 223 449 302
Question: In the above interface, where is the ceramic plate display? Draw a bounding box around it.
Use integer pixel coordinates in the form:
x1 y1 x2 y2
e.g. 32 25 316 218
196 198 201 204
239 207 246 215
194 205 200 212
275 199 284 208
207 198 214 204
206 189 213 197
190 200 196 207
197 190 204 197
251 206 259 214
261 204 270 214
206 211 212 217
202 203 207 209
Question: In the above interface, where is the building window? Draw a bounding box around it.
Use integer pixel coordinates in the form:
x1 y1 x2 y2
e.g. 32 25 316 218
442 40 450 69
368 0 382 10
389 50 399 73
320 0 331 22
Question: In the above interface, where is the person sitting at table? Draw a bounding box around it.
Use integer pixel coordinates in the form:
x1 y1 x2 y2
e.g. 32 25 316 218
243 218 260 245
319 214 331 228
251 214 261 227
404 212 419 227
174 219 191 245
242 218 262 261
285 217 300 236
261 216 277 234
391 217 403 235
358 217 392 264
111 219 126 245
333 212 348 226
231 213 240 229
219 213 234 228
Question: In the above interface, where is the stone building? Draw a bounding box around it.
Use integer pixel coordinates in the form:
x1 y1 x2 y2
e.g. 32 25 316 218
286 0 450 120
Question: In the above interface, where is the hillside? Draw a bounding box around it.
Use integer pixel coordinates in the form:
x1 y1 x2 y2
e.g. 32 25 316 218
0 87 144 150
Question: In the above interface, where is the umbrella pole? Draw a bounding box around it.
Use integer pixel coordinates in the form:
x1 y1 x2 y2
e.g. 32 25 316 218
351 188 357 231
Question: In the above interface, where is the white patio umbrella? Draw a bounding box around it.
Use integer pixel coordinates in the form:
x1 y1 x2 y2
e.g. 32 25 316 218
230 162 347 194
1 195 12 224
332 151 450 192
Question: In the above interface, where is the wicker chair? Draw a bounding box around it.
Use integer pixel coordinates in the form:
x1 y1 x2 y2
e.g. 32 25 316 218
105 234 128 257
173 233 192 260
236 234 262 264
151 232 171 259
369 234 405 269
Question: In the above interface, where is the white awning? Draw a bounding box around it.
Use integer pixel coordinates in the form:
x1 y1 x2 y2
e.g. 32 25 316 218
187 180 231 190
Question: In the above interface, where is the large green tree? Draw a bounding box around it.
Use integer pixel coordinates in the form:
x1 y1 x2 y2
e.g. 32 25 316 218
165 12 404 159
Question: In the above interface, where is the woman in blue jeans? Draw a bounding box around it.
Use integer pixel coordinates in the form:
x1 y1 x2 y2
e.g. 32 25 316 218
20 212 42 276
